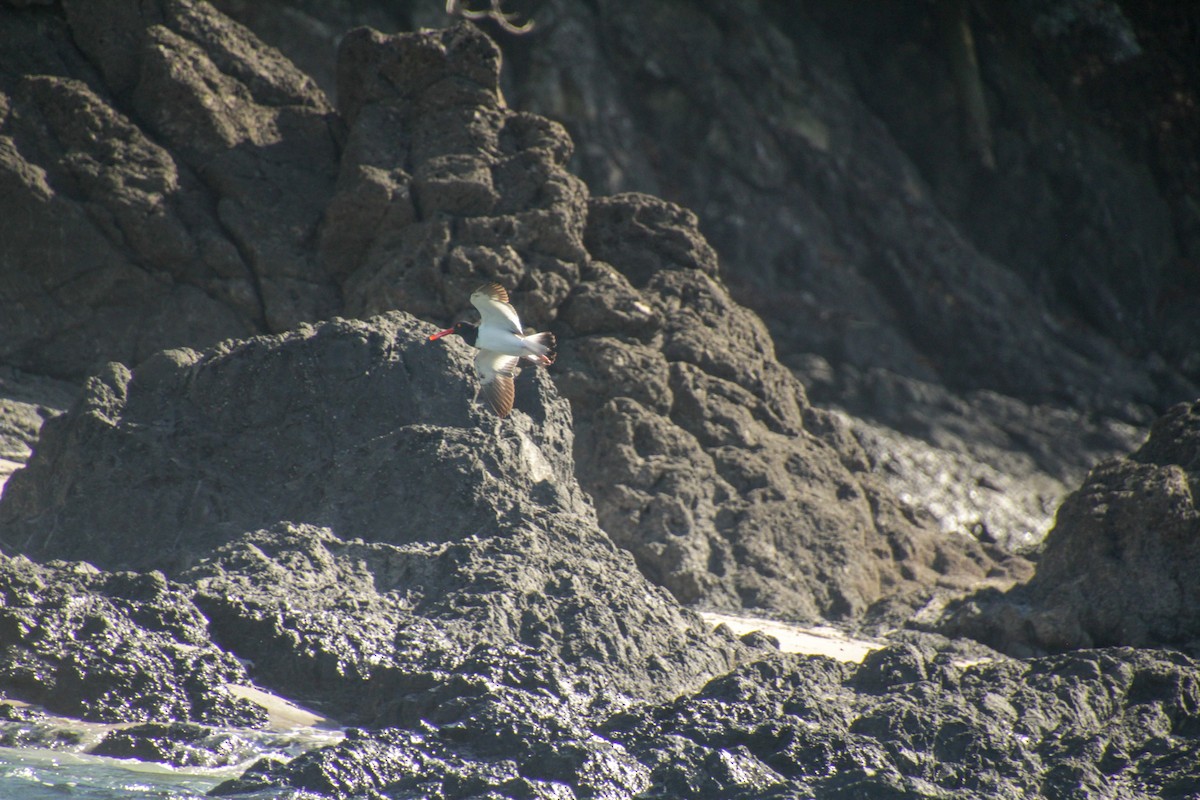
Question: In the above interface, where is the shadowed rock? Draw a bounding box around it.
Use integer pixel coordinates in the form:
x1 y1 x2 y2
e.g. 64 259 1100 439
943 400 1200 655
0 0 337 380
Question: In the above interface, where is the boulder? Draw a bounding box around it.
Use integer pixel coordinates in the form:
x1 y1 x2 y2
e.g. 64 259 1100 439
944 400 1200 655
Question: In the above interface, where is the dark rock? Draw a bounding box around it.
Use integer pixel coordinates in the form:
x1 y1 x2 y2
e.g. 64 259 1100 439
185 522 737 722
213 725 645 800
0 554 264 726
0 0 338 381
211 19 1024 621
2 7 1198 796
0 2 1059 622
0 312 580 571
0 311 743 718
91 721 255 768
943 400 1200 655
210 0 1200 562
601 645 1200 800
0 367 76 495
805 362 1148 554
213 643 1200 799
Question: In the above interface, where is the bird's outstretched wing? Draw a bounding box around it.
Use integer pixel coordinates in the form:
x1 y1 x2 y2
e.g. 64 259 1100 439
470 282 522 336
474 349 520 417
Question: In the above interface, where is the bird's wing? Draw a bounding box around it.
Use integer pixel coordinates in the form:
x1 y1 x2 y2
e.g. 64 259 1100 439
474 350 520 418
470 282 523 336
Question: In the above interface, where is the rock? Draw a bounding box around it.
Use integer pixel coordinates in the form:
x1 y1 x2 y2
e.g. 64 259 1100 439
215 640 1200 799
797 361 1148 553
0 367 76 496
0 0 338 381
90 721 257 768
943 400 1200 655
601 644 1200 799
0 554 264 726
202 0 1198 583
330 23 586 327
213 724 649 800
0 312 579 571
0 312 744 716
0 2 1114 620
298 22 1023 621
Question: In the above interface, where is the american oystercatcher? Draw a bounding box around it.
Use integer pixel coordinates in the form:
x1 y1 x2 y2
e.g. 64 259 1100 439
428 282 557 417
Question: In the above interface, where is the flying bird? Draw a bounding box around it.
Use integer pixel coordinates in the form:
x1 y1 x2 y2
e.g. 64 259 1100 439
428 282 556 417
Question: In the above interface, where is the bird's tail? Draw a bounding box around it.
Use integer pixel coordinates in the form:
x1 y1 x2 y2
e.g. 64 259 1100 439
523 331 556 367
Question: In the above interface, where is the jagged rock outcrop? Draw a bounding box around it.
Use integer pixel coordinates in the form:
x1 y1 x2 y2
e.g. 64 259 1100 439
0 312 746 713
943 400 1200 656
205 0 1200 581
0 4 1199 797
315 21 1028 621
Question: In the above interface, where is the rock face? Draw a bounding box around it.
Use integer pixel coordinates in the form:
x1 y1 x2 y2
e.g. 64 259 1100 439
0 0 337 380
320 21 1026 622
0 3 1199 798
0 0 1026 622
0 312 744 715
207 0 1200 588
944 400 1200 656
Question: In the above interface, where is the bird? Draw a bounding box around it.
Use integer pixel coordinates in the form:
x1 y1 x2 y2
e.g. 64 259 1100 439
428 282 556 417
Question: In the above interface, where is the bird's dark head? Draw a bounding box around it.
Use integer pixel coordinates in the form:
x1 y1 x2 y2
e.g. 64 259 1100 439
428 321 478 346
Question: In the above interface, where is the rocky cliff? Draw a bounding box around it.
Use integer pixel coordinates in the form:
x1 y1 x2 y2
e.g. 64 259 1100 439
1 1 1199 797
0 2 1026 623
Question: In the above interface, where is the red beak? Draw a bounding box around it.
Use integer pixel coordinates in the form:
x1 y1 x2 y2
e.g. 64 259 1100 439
428 328 455 341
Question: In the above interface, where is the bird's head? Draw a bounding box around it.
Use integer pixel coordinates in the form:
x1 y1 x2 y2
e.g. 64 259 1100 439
428 321 478 346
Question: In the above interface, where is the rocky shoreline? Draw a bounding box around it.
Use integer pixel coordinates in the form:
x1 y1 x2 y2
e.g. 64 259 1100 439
2 1 1199 798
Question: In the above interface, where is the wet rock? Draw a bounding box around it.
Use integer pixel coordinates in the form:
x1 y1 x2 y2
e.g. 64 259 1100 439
213 724 646 800
0 554 263 726
0 703 87 751
796 360 1148 553
602 644 1200 800
943 400 1200 655
185 522 738 721
212 641 1200 799
91 722 257 768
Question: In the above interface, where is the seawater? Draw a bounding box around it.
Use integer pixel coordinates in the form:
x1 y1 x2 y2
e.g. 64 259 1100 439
0 726 341 800
0 746 229 799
